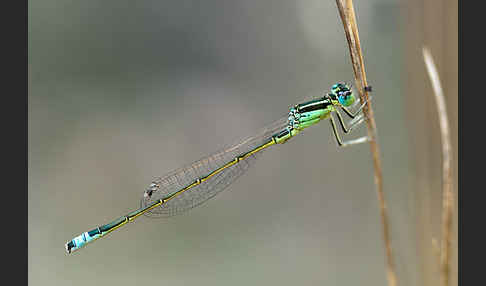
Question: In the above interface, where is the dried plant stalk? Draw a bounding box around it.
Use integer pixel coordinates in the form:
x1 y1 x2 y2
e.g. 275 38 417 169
423 47 454 286
335 1 398 286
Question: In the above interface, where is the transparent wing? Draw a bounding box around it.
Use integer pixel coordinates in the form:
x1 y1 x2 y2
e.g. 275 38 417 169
140 116 289 218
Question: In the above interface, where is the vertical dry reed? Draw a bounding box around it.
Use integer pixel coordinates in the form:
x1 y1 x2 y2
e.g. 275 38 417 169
423 47 454 286
335 1 398 286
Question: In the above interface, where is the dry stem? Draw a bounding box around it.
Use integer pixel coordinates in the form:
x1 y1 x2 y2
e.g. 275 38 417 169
335 1 397 286
423 47 454 286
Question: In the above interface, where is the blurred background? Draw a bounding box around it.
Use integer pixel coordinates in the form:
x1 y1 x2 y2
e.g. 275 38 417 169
28 1 457 286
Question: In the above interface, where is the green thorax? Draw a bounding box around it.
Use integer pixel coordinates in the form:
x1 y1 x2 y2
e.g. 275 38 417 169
293 97 336 129
274 96 336 144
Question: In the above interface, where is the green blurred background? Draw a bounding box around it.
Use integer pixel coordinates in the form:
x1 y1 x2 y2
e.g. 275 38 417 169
28 1 457 285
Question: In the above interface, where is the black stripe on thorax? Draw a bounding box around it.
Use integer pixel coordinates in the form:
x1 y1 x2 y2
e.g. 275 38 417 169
296 98 331 113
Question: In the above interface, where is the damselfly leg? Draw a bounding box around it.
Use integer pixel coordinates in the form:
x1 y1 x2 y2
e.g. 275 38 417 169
329 96 373 147
329 115 369 147
341 94 373 119
334 108 363 133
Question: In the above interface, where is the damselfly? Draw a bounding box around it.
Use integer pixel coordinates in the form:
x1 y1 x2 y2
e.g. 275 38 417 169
65 82 371 254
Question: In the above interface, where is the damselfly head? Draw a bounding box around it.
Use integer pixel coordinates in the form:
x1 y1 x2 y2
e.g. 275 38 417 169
331 82 355 107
